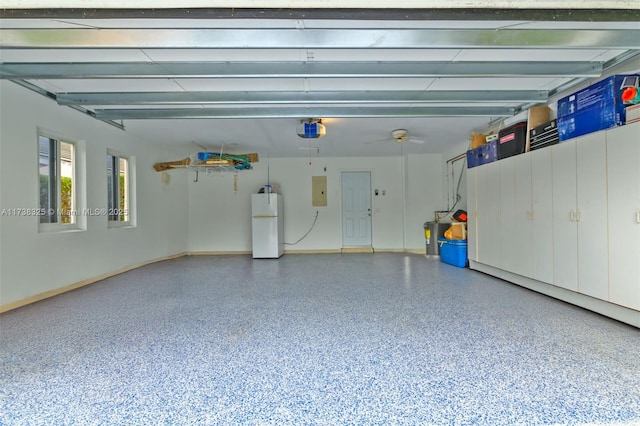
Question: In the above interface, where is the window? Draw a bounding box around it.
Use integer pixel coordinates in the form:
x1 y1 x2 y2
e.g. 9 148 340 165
107 153 130 224
39 135 76 225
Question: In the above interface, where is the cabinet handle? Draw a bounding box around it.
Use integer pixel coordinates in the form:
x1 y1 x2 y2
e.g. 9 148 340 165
569 210 575 222
637 210 640 224
576 210 582 222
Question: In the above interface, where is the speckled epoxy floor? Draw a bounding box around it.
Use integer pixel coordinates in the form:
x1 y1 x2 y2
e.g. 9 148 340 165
1 253 640 425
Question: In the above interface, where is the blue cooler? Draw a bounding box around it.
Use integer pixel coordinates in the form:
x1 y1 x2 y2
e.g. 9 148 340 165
437 239 468 268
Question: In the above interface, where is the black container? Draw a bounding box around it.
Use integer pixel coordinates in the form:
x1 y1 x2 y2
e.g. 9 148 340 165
498 121 527 159
529 119 559 151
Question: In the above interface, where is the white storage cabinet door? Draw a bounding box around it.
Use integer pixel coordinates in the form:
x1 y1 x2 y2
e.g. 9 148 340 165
607 121 640 310
530 148 554 284
576 131 609 301
552 140 579 292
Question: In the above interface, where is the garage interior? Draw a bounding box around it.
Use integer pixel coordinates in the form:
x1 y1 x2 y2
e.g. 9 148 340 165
1 4 640 424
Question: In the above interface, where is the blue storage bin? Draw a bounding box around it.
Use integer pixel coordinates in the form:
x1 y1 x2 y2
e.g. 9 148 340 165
466 140 498 168
437 238 468 268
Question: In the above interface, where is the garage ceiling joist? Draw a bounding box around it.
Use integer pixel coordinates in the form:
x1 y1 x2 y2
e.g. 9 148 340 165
1 28 639 49
0 61 605 80
93 106 516 120
1 11 639 155
55 90 549 106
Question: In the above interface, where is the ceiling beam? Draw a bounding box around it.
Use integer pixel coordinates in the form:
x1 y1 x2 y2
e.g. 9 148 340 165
56 90 549 106
1 28 639 49
93 106 516 120
9 79 125 130
1 8 639 21
0 61 604 79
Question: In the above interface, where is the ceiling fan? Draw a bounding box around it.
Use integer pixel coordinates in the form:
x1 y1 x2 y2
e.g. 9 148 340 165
367 129 426 145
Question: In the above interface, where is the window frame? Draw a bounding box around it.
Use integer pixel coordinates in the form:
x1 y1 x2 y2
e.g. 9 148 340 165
38 131 83 232
107 150 135 228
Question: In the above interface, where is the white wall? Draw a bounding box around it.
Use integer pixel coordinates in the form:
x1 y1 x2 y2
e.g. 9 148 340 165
187 152 445 252
0 80 454 308
0 81 189 307
441 140 470 217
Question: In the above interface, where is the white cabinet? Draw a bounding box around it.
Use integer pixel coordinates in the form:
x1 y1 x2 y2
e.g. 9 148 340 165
551 133 609 298
530 148 554 284
495 155 534 277
466 167 478 262
552 140 579 292
467 121 639 323
512 154 534 278
476 161 501 267
607 121 640 310
575 132 609 301
499 157 517 271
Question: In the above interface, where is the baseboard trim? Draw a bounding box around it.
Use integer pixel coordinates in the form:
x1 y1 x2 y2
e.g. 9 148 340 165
284 249 341 254
0 252 188 313
469 260 640 329
188 250 252 255
341 247 374 253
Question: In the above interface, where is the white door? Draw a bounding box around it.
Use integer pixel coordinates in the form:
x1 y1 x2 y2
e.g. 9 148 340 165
607 121 640 310
341 171 372 247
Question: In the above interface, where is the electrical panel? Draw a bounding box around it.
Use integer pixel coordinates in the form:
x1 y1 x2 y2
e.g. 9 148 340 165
312 176 327 207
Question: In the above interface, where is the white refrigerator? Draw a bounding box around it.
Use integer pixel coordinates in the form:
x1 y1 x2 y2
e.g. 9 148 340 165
251 193 284 258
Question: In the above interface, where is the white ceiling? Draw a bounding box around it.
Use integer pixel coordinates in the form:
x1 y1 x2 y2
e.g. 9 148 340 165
1 11 639 158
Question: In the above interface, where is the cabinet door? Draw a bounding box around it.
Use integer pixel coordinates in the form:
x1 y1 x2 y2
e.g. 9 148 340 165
576 131 609 301
477 161 501 267
531 148 554 284
499 157 517 271
607 121 640 310
466 167 478 262
475 164 489 264
552 140 578 291
513 153 534 278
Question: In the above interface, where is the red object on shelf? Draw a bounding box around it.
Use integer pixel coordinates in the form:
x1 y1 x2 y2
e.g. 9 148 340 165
452 209 468 222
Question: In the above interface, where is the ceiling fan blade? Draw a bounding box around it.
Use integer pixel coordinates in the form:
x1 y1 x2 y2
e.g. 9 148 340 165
364 138 394 145
409 137 426 144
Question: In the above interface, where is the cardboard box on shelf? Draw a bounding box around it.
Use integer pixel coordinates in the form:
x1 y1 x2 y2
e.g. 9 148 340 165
444 222 467 240
557 74 639 140
470 132 487 149
525 105 551 152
